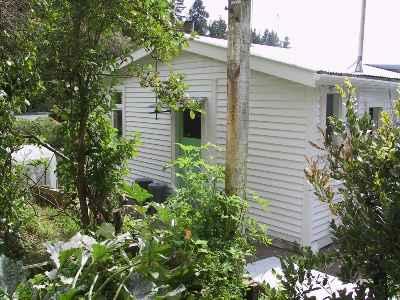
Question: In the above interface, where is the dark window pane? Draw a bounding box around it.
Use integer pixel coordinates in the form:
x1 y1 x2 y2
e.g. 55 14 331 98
326 94 340 141
183 111 201 139
326 94 335 138
369 107 383 128
113 110 123 136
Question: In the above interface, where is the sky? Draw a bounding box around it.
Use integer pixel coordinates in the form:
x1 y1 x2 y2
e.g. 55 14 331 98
184 0 400 65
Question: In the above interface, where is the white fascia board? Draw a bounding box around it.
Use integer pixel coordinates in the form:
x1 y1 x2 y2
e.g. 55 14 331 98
118 48 150 69
124 40 317 87
316 74 400 89
186 39 317 87
250 56 317 87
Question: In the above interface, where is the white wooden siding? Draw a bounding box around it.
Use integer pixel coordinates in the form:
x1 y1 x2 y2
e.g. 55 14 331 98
124 79 172 183
124 50 398 249
124 52 314 245
310 85 397 249
123 52 224 184
215 72 313 244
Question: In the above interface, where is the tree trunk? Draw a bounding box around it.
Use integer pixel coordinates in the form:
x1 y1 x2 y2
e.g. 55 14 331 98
225 0 251 197
76 109 90 227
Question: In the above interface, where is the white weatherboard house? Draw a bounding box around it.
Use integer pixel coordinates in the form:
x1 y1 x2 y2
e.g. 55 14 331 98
115 36 400 250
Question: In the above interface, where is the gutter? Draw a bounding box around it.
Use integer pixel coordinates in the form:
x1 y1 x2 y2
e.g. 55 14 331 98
316 72 400 89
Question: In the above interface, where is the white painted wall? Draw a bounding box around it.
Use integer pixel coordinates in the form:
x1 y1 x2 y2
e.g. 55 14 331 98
122 50 398 249
123 52 225 184
123 52 316 245
215 72 315 244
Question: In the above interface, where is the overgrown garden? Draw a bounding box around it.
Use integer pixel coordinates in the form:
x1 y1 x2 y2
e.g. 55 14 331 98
1 0 400 299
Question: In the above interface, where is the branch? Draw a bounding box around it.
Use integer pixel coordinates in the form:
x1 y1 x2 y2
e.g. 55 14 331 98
23 133 71 161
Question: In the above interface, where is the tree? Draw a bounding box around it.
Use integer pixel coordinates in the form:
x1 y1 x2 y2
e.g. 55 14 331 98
282 36 290 48
261 29 270 45
32 0 192 228
225 0 251 197
189 0 209 35
251 29 262 44
306 81 400 299
0 1 42 257
172 0 185 21
264 30 281 47
208 17 227 39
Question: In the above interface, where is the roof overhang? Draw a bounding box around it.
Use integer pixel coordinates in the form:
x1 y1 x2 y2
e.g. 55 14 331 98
125 38 400 90
316 73 400 89
126 38 318 87
186 38 318 87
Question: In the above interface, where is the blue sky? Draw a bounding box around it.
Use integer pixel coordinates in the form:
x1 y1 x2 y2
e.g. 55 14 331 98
184 0 400 65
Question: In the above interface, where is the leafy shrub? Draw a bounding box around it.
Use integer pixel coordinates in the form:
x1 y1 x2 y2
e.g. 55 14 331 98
16 229 140 300
57 106 140 225
17 144 270 299
129 144 270 298
305 81 400 298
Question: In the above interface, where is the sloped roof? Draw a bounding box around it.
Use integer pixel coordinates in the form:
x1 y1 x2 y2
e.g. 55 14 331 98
126 35 400 87
190 35 400 82
367 64 400 74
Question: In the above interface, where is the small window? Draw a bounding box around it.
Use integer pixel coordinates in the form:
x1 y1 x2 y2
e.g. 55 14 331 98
326 94 341 139
369 107 383 129
183 110 201 139
111 91 123 136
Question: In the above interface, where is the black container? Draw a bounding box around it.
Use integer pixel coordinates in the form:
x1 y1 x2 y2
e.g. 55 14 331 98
135 178 153 190
148 182 170 203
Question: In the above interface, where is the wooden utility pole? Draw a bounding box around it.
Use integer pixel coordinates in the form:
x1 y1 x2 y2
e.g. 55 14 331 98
225 0 251 197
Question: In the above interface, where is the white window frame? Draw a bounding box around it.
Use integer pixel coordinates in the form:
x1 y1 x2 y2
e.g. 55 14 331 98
111 87 125 137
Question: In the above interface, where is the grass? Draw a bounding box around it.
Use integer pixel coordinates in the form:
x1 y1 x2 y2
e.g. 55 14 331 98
20 203 80 265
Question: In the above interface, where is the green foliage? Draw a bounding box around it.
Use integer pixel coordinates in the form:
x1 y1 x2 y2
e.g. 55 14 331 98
119 182 153 205
209 18 227 39
22 145 270 299
137 70 202 114
189 0 210 35
306 80 400 298
30 0 194 227
16 231 139 299
20 204 80 263
0 17 42 258
129 144 270 298
15 117 63 148
57 107 140 224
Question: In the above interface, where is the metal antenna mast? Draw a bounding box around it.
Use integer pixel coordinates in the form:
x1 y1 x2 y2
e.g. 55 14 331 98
355 0 367 73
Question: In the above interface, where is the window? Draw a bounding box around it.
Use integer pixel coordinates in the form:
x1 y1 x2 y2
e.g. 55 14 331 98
369 107 383 129
326 94 341 140
183 110 201 139
112 91 123 136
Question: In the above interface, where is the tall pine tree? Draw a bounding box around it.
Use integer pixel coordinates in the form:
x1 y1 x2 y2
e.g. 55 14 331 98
172 0 185 21
251 29 262 44
189 0 209 35
209 17 227 39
